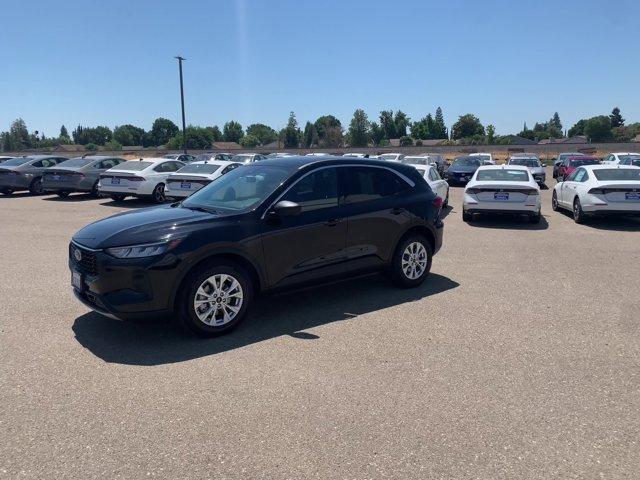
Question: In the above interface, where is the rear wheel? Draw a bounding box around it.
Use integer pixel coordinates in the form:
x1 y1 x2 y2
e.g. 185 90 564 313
179 262 253 337
390 234 432 288
28 177 43 195
551 191 559 211
110 194 126 202
462 210 472 222
152 183 166 203
90 180 100 197
573 197 586 224
57 191 70 198
1 189 13 196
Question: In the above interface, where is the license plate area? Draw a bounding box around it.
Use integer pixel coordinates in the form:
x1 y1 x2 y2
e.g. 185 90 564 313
494 192 509 200
180 182 191 189
111 178 120 185
625 192 640 200
72 270 83 291
52 175 60 181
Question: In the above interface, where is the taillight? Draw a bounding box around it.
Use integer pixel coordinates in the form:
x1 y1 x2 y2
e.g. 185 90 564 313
466 188 480 194
129 177 145 182
432 196 443 208
72 172 85 178
588 188 605 195
526 189 539 196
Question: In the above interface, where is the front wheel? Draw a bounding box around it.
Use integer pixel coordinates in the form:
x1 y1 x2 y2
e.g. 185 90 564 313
110 194 126 202
29 177 43 195
57 191 70 198
152 183 166 203
390 234 432 288
179 262 254 337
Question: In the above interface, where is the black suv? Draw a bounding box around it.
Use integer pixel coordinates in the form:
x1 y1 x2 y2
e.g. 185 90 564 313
70 157 444 336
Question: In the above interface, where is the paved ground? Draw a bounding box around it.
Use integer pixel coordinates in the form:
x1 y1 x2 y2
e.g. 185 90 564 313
1 168 639 479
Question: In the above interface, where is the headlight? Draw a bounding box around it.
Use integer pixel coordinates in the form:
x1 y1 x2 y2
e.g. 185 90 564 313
106 238 182 258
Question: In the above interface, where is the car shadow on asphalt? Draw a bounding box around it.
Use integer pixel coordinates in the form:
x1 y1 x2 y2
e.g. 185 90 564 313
465 214 550 230
41 193 97 202
99 198 166 209
72 272 459 366
440 205 453 219
554 209 640 231
0 192 32 199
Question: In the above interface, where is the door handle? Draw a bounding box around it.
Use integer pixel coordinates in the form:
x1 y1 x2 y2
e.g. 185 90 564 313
391 207 405 215
324 218 342 227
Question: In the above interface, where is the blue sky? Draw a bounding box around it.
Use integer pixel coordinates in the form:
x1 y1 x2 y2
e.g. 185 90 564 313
1 0 638 137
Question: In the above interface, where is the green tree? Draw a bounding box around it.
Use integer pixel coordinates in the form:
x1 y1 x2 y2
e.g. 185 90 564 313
150 118 179 146
113 124 145 146
9 118 31 149
239 134 260 148
584 116 612 141
433 107 448 139
486 124 496 144
394 111 410 137
246 123 277 145
206 126 223 142
610 107 624 128
399 136 414 146
223 121 243 143
379 110 396 139
104 140 122 150
314 115 342 147
369 122 385 146
551 112 562 130
451 114 484 140
60 125 69 139
283 111 300 148
167 126 214 149
568 119 587 137
303 121 319 148
347 109 370 147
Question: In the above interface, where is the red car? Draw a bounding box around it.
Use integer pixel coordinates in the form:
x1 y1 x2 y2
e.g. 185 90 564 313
556 155 600 181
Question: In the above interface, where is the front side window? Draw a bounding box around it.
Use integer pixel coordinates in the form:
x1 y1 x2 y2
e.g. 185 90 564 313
566 170 580 182
345 167 408 204
574 169 588 182
281 168 338 212
57 158 94 168
183 164 293 213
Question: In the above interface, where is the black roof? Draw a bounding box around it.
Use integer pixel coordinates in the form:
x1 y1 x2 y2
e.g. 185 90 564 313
255 155 417 175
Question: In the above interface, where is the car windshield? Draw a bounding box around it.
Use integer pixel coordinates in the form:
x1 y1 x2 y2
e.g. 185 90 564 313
195 154 214 162
619 155 640 165
569 158 599 167
476 169 530 182
452 157 480 167
182 164 292 213
57 158 95 168
509 158 540 167
163 154 179 159
1 157 33 166
593 169 640 181
403 157 429 164
114 161 152 171
176 163 222 174
231 155 254 163
379 154 399 160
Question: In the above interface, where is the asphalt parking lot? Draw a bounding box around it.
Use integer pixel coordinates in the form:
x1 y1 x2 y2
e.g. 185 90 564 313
1 167 639 479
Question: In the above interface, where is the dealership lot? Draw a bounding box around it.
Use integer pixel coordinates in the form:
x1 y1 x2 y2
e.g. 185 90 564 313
1 167 639 479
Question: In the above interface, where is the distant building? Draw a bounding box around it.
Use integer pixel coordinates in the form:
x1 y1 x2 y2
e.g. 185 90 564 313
212 141 242 150
500 135 537 145
538 136 588 145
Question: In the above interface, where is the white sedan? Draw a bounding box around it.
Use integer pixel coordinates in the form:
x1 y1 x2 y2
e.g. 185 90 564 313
99 158 185 203
407 163 449 206
468 152 495 165
165 160 242 199
379 153 405 162
463 165 541 223
602 152 640 165
552 165 640 223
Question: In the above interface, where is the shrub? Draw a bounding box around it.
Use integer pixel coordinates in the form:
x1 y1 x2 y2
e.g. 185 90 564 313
399 136 414 146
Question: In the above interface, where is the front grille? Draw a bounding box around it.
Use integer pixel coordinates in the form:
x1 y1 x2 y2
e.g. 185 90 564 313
70 243 98 274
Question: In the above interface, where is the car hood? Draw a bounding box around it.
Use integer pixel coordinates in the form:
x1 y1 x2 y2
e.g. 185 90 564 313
72 204 219 249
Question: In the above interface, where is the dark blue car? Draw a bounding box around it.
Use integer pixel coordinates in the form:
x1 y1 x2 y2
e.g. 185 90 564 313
444 156 482 185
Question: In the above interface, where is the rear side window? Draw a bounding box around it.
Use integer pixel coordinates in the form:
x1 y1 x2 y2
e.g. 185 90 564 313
345 167 409 204
282 168 338 212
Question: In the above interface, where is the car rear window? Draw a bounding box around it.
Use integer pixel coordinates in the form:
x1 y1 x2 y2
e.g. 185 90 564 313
509 158 540 167
452 157 481 166
114 161 153 171
476 169 530 182
176 163 222 174
57 158 95 168
592 169 640 181
569 158 599 167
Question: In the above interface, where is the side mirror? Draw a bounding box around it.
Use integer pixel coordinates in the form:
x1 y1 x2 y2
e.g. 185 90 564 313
271 200 301 217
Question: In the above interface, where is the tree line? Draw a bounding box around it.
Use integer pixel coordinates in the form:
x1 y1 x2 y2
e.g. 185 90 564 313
1 106 638 152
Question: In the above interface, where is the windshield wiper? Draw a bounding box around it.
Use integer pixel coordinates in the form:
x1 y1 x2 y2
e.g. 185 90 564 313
181 204 219 214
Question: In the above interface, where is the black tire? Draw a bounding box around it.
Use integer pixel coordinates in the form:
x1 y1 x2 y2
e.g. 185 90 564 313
551 191 559 211
110 194 126 202
529 212 541 224
90 181 100 197
28 177 43 195
1 189 13 196
390 234 433 288
179 261 254 337
443 188 449 207
152 183 166 203
462 210 472 222
57 191 70 198
573 197 586 224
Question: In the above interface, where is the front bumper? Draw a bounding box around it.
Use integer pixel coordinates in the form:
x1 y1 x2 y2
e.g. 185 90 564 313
69 242 182 321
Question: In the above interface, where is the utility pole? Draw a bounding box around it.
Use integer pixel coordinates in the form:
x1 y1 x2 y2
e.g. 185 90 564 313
174 56 187 154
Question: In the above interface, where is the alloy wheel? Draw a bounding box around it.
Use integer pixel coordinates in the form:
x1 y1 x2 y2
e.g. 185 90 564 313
401 242 428 280
154 184 165 203
193 273 244 326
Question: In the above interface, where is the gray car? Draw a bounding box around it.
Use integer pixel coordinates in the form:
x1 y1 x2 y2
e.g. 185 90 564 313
42 156 126 197
507 156 546 185
0 155 69 195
